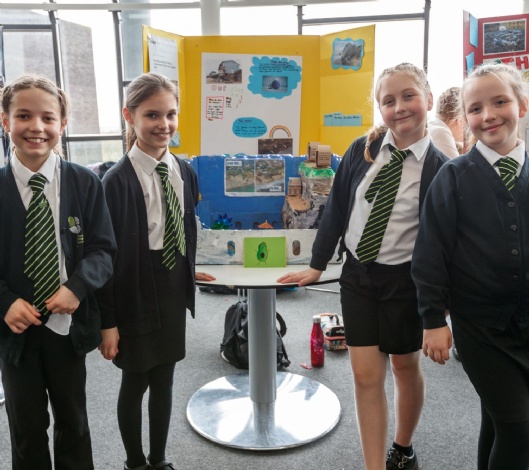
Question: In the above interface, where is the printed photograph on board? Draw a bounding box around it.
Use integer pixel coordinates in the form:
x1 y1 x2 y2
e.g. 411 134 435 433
483 19 526 55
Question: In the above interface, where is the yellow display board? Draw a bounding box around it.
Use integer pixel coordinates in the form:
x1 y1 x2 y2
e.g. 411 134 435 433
142 25 375 158
320 25 375 154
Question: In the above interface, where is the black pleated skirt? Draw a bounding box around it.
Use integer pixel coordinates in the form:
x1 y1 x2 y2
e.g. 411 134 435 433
113 249 187 373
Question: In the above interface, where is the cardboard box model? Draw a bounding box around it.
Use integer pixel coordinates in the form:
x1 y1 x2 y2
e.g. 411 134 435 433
287 177 302 196
307 142 320 162
316 144 332 168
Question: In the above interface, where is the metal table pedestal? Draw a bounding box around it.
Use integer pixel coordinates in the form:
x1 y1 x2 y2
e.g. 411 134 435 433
187 371 340 449
187 287 341 450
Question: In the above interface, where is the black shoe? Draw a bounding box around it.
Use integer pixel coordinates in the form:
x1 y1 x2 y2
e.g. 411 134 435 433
148 461 175 470
386 447 419 470
124 462 149 470
452 346 461 362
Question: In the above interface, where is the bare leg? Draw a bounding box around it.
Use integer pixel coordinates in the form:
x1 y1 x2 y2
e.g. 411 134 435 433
390 351 424 447
349 345 388 470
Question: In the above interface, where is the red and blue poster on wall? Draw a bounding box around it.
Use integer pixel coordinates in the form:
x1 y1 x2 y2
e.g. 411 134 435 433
463 10 529 145
463 10 529 78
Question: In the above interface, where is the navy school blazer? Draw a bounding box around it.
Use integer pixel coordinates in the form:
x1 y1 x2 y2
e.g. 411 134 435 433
310 133 449 271
96 154 199 337
0 159 117 365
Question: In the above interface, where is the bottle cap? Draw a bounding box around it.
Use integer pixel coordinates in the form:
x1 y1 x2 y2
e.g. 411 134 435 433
313 315 321 323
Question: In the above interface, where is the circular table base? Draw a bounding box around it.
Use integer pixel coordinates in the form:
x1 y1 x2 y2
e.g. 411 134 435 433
187 371 341 450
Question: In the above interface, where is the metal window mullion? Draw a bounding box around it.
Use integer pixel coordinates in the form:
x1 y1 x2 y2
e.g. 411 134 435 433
67 134 123 142
301 12 426 27
423 0 431 73
49 0 68 159
0 27 4 82
297 5 303 35
113 0 126 154
0 3 201 11
0 25 53 32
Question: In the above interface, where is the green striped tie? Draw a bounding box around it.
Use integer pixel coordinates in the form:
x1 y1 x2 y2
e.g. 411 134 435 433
356 145 410 264
24 173 60 315
156 162 186 269
497 157 518 191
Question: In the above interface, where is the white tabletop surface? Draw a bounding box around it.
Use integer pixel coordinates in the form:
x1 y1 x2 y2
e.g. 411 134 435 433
195 263 342 289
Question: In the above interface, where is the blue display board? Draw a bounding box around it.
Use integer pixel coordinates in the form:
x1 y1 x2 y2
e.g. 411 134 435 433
191 154 341 230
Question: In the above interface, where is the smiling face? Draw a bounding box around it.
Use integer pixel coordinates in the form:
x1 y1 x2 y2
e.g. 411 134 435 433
377 72 433 149
463 73 526 156
123 90 178 160
2 87 66 171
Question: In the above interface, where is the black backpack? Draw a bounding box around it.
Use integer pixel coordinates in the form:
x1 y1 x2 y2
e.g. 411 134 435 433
220 300 290 369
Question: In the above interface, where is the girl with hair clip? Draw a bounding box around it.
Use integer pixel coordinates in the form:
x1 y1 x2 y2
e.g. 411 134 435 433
413 63 529 470
96 72 214 470
278 63 449 469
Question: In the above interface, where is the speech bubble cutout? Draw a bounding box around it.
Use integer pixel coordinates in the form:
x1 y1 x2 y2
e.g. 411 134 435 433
232 117 267 138
248 56 302 99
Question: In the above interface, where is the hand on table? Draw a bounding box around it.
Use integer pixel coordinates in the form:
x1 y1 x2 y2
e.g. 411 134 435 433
276 268 322 287
196 272 216 282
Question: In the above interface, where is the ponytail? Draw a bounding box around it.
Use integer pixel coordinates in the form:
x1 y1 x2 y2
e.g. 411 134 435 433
364 125 388 162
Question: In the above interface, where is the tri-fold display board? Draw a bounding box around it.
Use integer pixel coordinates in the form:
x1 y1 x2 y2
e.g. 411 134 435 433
142 24 375 158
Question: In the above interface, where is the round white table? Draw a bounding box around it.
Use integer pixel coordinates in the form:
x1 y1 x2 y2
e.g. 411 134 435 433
187 263 342 450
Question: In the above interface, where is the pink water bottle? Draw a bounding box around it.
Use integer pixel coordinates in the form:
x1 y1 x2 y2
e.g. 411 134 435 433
311 315 325 367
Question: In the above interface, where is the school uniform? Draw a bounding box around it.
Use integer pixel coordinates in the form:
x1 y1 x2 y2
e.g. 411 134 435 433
310 133 448 270
96 147 198 359
0 153 116 469
412 142 529 422
95 145 199 468
310 132 448 354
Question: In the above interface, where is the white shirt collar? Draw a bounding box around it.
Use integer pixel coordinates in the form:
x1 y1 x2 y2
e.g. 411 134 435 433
381 132 431 162
476 140 526 168
11 151 58 186
129 142 173 176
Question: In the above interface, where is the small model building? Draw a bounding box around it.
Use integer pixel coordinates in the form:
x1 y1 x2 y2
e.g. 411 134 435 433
307 141 319 163
287 177 302 196
316 144 332 168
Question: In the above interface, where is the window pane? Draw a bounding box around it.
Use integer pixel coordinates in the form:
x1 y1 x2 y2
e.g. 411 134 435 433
67 140 123 167
151 9 202 37
302 0 426 22
0 9 51 25
58 11 121 136
220 6 296 36
122 9 153 80
4 31 56 82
